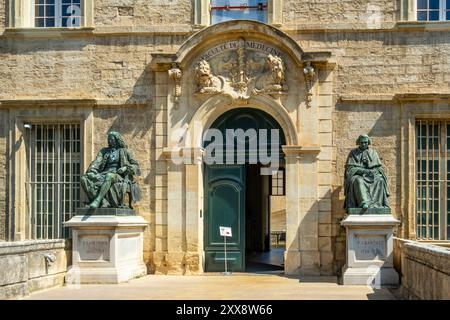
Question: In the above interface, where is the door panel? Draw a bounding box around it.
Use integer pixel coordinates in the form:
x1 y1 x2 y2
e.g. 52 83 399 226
204 165 245 272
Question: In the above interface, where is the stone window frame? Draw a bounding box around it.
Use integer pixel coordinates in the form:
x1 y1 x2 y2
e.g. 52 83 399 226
5 104 94 241
401 0 450 21
195 0 282 27
402 101 450 242
8 0 94 28
414 119 449 240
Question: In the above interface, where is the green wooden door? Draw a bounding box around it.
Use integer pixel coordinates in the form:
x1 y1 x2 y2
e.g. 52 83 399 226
204 165 245 272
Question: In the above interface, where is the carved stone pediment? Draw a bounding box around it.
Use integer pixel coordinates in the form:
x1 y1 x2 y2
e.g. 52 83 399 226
193 38 288 101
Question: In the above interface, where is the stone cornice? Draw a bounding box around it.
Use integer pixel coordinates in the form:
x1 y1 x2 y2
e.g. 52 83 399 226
2 27 95 39
0 98 150 108
0 98 97 108
149 53 178 71
339 93 450 103
3 22 449 40
394 93 450 102
282 145 321 158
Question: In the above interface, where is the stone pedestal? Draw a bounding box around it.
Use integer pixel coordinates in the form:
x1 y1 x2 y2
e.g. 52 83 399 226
340 212 400 286
64 208 148 284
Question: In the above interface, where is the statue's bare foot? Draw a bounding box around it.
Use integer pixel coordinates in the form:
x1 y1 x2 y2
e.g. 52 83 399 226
362 203 369 210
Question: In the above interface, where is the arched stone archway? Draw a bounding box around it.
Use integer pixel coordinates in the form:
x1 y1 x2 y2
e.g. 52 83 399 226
151 20 335 275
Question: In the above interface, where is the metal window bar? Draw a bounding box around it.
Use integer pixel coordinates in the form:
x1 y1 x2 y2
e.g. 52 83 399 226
415 120 448 240
26 123 80 239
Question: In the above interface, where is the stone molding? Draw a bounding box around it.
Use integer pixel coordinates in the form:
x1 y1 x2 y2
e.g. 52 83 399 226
0 239 68 255
339 93 450 103
0 98 152 108
282 145 321 158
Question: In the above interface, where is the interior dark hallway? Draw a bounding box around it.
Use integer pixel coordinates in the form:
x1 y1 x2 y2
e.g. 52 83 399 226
245 164 284 272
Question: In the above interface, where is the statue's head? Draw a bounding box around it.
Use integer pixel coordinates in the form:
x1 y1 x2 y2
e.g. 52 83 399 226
107 131 127 148
356 135 371 150
267 54 284 81
194 60 212 85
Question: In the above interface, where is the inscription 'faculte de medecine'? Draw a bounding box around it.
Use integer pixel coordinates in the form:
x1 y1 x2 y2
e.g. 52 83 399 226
194 38 288 100
200 41 282 61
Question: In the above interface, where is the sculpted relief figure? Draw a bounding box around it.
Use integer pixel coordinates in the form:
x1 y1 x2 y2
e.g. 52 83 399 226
253 54 288 95
81 131 142 209
193 44 289 100
194 59 223 95
344 135 390 212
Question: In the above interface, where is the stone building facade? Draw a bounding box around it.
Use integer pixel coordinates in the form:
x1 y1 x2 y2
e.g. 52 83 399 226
0 0 449 288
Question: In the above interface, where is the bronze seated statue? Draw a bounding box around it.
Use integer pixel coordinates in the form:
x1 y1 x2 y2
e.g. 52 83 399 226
344 134 390 212
81 131 141 209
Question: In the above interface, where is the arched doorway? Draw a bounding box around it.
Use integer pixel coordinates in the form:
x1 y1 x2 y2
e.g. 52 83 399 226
203 108 287 272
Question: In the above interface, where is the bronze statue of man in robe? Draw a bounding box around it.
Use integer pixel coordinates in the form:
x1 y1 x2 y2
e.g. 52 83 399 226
81 131 141 209
344 135 389 211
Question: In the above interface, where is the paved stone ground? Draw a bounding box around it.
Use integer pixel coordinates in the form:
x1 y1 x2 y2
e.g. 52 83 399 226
24 274 396 300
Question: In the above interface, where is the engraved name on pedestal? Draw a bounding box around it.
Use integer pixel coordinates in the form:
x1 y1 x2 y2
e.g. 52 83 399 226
79 236 110 261
353 235 386 261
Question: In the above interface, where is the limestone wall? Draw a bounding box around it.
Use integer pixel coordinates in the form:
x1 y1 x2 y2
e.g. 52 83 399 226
1 31 449 100
0 239 69 299
0 35 178 101
283 0 398 26
394 238 450 299
94 0 193 27
293 31 450 96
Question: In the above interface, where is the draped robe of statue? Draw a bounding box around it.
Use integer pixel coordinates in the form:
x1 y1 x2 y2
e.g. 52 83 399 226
344 147 389 210
81 147 141 208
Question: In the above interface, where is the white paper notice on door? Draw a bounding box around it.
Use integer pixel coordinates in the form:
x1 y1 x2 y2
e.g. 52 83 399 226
219 226 232 237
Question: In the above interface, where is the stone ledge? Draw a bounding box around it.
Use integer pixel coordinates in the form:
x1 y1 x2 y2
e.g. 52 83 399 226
3 27 95 39
403 242 450 274
395 21 450 31
65 215 149 228
0 239 67 256
339 93 450 103
341 214 400 227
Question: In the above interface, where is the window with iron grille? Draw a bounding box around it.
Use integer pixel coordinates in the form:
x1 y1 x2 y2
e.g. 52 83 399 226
34 0 83 27
211 0 268 24
417 0 450 21
270 169 284 196
26 124 81 239
415 120 450 240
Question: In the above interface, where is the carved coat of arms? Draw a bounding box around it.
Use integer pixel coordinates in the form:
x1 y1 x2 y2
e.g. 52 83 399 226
193 39 288 101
